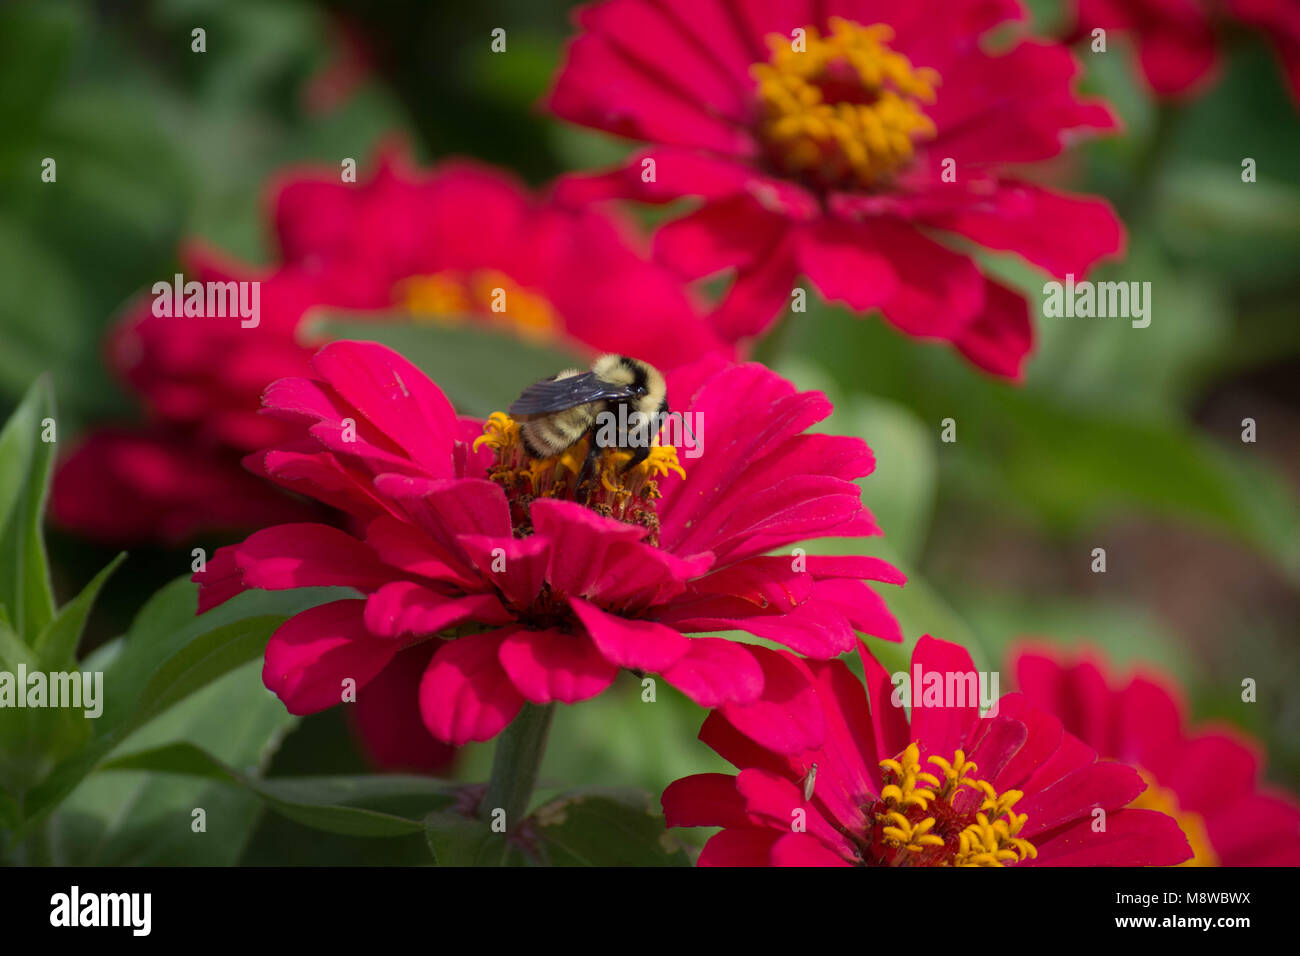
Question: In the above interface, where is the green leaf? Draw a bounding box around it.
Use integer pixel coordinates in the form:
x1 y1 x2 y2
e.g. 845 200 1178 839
32 552 125 668
0 792 18 831
0 375 57 642
987 393 1300 579
43 659 296 865
0 620 88 792
0 3 74 170
310 317 585 418
100 743 459 838
17 616 284 825
115 575 208 655
0 4 187 429
0 620 38 670
17 583 351 828
423 810 514 866
96 580 355 733
1156 165 1300 293
133 616 285 733
525 790 691 866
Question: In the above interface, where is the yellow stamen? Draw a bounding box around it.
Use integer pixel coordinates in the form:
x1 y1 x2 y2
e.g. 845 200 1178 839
953 809 1037 867
751 19 939 189
881 812 946 853
871 741 1038 866
598 446 686 495
928 750 982 797
473 411 519 454
878 743 938 812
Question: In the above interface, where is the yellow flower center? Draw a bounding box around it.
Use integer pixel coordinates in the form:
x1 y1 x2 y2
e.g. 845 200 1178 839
396 269 559 342
863 742 1037 866
1130 769 1219 866
474 412 684 544
752 19 939 190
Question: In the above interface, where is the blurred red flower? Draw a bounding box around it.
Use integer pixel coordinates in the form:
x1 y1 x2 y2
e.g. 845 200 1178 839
1013 642 1300 866
1070 0 1300 104
546 0 1125 378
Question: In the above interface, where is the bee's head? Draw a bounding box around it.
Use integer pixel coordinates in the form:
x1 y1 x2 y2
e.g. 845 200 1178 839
594 354 668 416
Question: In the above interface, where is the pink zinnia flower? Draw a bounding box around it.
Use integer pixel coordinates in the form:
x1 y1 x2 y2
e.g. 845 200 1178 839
194 340 904 746
1013 643 1300 866
51 150 727 544
546 0 1124 378
1070 0 1300 105
662 635 1192 865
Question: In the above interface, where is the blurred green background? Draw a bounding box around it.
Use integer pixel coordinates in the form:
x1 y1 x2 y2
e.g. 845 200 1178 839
1 0 1298 863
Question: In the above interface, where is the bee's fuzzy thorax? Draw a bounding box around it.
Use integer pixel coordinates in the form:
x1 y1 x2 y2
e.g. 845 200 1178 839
591 353 634 384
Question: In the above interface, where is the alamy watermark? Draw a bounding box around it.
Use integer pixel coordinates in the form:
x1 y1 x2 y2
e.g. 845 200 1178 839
151 273 260 328
50 886 151 936
0 666 103 718
890 663 1000 717
1042 273 1151 328
593 407 703 459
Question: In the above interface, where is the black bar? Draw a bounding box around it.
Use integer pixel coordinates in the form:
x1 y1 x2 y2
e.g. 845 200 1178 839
2 865 1274 942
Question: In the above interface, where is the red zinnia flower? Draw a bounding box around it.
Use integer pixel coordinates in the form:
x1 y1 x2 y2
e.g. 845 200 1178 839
546 0 1124 378
51 150 728 544
194 340 904 746
1013 643 1300 866
662 635 1192 865
1070 0 1300 105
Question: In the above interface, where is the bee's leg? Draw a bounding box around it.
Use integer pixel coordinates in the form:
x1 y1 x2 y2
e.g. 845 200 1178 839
622 443 651 472
576 429 602 502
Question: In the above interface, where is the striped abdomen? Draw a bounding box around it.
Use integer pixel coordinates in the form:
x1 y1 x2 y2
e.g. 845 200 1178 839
520 403 600 458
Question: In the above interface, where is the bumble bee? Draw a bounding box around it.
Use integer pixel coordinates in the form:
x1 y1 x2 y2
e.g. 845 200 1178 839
508 354 669 487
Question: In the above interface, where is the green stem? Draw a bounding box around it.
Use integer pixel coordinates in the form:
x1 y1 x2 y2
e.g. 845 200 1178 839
1125 104 1184 226
479 702 555 831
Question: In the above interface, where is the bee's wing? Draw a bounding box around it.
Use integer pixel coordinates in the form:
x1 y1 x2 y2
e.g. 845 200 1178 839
508 372 637 420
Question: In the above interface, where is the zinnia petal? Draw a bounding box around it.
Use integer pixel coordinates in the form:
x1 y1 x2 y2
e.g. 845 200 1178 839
263 599 396 716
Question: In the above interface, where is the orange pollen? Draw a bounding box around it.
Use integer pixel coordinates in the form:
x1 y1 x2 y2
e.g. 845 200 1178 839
861 742 1038 867
751 19 939 190
473 412 685 545
396 269 559 343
